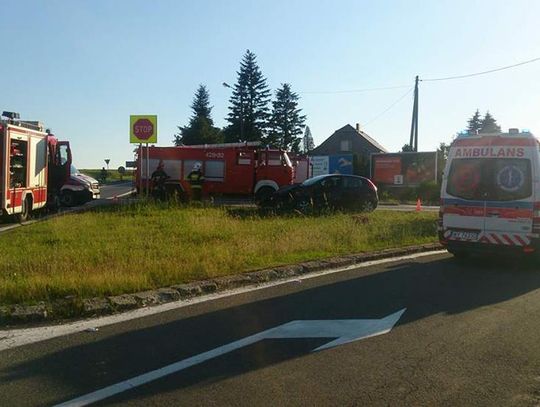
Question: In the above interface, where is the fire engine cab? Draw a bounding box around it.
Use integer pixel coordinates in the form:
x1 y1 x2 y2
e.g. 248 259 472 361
136 142 295 202
0 111 72 221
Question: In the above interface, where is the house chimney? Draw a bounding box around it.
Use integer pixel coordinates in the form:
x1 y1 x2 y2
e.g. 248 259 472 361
355 123 361 132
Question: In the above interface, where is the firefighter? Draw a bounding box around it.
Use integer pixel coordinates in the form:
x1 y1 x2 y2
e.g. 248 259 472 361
150 160 170 200
187 162 205 201
100 167 108 183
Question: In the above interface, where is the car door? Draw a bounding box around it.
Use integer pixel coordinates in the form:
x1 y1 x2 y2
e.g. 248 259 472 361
443 158 486 243
482 158 533 246
342 176 365 210
318 176 343 209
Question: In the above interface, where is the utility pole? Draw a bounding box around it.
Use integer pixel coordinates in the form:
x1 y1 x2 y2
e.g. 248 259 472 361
409 75 419 152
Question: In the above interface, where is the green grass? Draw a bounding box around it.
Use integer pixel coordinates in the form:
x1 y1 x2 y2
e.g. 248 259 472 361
0 203 437 305
79 168 134 183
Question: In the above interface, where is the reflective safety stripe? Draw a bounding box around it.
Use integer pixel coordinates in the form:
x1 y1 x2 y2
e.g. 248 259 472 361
444 229 531 246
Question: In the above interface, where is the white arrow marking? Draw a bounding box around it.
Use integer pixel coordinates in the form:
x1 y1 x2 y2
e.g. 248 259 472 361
55 309 406 407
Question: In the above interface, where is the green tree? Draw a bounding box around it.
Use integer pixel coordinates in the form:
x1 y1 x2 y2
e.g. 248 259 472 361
467 109 482 134
437 142 450 162
303 126 315 153
480 111 501 134
223 50 271 143
401 144 414 152
173 85 222 146
266 83 306 152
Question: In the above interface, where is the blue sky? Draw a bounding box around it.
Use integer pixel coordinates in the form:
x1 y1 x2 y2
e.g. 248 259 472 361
1 0 539 168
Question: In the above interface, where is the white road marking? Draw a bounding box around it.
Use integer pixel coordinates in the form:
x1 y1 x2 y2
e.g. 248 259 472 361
0 250 446 351
54 309 406 407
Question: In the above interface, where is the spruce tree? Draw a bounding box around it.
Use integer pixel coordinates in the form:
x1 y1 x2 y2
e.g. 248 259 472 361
303 126 315 153
467 109 482 134
173 85 222 146
223 50 271 143
401 144 414 152
267 83 306 152
479 111 501 134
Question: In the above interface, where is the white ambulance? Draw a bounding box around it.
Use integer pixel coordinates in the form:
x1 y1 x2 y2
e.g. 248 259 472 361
439 129 540 257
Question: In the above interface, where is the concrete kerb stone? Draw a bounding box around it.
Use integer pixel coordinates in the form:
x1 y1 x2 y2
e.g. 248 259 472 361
108 294 138 311
8 303 49 323
82 297 112 316
171 283 203 299
0 243 444 325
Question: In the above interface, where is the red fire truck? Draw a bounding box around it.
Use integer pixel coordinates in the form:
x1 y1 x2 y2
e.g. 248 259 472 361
0 111 73 221
136 142 295 202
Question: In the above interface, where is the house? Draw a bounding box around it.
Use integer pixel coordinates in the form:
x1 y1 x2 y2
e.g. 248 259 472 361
310 124 387 175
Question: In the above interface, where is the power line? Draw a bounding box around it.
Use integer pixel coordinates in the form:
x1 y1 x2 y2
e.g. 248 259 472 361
421 56 540 82
363 87 414 127
299 84 409 95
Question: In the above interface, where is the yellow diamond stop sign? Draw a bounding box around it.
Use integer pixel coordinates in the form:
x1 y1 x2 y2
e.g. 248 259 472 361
130 115 157 143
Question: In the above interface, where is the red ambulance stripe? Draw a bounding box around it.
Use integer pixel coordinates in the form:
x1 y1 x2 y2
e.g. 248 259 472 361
501 234 514 245
514 235 527 246
444 206 531 219
453 137 536 147
490 233 504 245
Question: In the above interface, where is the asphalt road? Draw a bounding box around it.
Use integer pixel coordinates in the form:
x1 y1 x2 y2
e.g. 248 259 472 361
2 252 540 406
99 182 135 200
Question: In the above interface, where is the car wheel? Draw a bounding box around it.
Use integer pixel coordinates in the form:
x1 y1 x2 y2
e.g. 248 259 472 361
60 190 77 207
255 186 276 206
362 200 376 212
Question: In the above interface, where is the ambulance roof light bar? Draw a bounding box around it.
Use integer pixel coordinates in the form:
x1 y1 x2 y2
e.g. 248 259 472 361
1 111 20 120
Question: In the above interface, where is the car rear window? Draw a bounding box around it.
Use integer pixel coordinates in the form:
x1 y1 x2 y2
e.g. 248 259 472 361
343 177 363 188
447 158 532 201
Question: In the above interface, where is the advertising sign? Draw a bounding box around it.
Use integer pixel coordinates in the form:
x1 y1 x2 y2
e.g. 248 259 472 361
371 152 437 186
311 154 353 177
329 154 353 175
130 115 157 144
311 156 329 177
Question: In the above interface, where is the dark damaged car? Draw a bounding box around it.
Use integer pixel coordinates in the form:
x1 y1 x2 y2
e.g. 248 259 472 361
264 174 378 213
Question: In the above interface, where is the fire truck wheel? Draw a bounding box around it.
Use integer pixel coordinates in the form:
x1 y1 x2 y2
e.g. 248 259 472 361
17 196 32 222
255 187 275 206
60 190 77 207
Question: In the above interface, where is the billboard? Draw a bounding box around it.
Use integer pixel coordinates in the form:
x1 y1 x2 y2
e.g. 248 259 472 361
371 152 437 186
311 154 353 177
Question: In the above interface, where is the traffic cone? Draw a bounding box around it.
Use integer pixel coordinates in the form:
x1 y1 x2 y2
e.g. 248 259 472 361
416 197 422 212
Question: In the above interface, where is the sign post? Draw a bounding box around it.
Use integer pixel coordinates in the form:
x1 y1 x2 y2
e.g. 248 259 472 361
129 115 157 196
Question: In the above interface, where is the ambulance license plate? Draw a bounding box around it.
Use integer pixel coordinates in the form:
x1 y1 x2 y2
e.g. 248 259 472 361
449 230 479 241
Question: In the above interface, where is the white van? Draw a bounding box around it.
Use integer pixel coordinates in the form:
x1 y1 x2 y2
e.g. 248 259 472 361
439 129 539 257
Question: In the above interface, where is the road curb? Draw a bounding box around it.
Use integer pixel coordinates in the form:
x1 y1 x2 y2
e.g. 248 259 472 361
0 243 444 326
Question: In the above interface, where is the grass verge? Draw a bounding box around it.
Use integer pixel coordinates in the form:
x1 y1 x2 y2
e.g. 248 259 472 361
0 202 437 305
80 168 134 184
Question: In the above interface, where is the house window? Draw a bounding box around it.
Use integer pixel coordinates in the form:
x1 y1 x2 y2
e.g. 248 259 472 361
340 139 351 152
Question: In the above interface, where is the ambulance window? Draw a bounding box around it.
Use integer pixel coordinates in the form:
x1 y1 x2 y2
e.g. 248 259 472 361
447 158 532 201
237 152 251 165
205 160 225 182
447 159 483 200
490 159 531 201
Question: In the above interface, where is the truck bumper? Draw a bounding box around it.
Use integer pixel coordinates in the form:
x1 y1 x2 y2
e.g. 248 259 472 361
439 232 540 255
